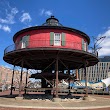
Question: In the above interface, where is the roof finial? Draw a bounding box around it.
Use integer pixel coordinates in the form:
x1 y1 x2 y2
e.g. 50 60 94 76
51 16 54 18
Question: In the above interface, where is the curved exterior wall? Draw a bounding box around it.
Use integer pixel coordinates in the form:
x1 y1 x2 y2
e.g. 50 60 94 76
14 28 88 51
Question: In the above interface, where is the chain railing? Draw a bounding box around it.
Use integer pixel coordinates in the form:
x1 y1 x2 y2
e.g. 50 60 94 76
4 40 97 56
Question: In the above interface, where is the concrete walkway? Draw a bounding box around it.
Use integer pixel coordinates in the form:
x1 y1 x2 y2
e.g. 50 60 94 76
0 96 110 109
0 91 110 110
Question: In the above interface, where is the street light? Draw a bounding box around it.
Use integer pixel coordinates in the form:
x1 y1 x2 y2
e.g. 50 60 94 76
90 36 106 56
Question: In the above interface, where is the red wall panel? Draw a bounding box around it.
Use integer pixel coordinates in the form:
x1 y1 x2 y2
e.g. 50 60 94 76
14 29 88 51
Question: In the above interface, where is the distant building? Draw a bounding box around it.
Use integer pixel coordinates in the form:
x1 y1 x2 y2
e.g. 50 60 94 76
0 66 29 88
80 56 110 83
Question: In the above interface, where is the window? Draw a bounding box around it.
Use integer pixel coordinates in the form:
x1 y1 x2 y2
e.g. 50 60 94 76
84 42 87 51
21 42 26 48
50 32 65 46
54 33 61 46
20 35 30 49
82 39 87 51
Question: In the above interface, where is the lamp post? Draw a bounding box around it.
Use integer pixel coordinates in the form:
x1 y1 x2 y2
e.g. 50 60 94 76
90 36 106 56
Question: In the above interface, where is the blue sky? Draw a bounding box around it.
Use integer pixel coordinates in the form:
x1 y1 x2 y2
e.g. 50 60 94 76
0 0 110 68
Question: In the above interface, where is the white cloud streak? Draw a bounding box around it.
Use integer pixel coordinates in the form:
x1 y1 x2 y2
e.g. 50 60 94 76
2 25 11 32
0 24 11 32
11 7 19 15
0 1 32 31
0 24 2 29
97 28 110 56
40 9 53 16
0 7 18 24
40 9 45 16
45 11 52 16
19 13 32 23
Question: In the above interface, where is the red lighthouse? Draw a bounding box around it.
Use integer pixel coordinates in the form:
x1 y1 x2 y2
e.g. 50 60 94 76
3 16 98 99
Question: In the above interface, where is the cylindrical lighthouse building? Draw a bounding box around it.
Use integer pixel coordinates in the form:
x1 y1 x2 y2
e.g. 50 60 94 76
3 16 98 98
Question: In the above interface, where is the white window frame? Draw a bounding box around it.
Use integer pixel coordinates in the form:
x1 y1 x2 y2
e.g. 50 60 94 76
54 33 61 46
21 41 26 48
84 42 87 51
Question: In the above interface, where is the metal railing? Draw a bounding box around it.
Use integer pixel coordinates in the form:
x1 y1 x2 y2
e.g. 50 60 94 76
4 40 97 56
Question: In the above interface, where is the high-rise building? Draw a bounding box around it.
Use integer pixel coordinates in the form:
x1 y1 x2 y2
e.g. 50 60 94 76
80 56 110 83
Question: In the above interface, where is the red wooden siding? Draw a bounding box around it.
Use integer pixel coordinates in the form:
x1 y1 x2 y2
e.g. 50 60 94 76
14 29 88 51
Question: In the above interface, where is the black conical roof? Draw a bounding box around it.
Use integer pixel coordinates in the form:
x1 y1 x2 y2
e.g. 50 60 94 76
42 16 63 26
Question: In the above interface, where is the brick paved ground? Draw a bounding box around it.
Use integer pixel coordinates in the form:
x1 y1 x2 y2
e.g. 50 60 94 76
0 91 110 110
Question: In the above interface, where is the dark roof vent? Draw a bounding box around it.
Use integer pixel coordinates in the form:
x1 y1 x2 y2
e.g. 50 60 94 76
42 16 63 26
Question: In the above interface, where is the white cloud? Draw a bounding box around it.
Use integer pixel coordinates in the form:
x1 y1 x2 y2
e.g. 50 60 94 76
0 24 11 32
97 28 110 56
19 13 32 23
40 9 45 16
45 11 52 16
0 7 18 24
40 9 53 16
2 25 11 32
0 24 2 28
11 7 19 15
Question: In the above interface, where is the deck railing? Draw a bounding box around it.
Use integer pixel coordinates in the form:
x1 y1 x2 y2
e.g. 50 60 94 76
4 40 97 56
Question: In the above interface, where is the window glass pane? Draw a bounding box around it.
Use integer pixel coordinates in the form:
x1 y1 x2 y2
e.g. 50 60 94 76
54 33 61 46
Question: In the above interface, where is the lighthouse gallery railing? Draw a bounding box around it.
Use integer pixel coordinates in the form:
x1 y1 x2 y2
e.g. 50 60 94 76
4 40 97 56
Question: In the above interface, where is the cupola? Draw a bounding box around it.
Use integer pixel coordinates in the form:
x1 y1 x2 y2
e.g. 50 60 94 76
42 16 63 26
